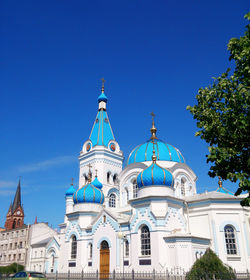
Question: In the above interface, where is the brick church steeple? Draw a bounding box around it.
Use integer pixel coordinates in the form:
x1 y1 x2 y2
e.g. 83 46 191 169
5 179 24 230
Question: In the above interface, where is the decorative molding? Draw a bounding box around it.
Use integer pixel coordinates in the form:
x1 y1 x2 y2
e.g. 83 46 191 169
97 237 112 249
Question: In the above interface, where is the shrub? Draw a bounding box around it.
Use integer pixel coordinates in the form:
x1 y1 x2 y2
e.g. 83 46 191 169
0 263 24 274
186 249 236 280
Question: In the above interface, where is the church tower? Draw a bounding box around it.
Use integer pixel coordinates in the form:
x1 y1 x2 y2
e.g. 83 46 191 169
5 179 24 230
78 80 124 197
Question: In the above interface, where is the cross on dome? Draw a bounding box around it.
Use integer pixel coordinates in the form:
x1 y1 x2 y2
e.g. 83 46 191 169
150 112 157 140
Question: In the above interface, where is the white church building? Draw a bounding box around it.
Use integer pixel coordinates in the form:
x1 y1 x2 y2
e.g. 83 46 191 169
27 84 250 274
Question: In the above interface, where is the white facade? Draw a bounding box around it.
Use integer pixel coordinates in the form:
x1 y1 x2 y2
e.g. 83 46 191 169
27 89 250 273
0 226 29 266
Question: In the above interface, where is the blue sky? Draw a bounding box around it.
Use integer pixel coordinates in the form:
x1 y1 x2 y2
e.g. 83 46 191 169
0 1 248 228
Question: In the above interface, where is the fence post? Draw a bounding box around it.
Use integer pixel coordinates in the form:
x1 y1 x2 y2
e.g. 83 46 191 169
96 269 98 280
81 269 84 280
68 270 70 280
132 269 134 280
247 269 250 278
113 269 116 280
55 270 58 280
153 269 155 280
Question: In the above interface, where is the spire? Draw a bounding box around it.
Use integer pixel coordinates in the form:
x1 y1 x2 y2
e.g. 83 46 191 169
12 178 21 213
89 80 115 147
8 202 13 214
150 112 157 140
101 78 105 93
34 216 38 224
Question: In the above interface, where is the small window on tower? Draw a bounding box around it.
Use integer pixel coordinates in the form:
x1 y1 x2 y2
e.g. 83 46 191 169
107 172 111 184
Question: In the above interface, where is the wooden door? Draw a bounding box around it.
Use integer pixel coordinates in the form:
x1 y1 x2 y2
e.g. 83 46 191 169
100 241 110 279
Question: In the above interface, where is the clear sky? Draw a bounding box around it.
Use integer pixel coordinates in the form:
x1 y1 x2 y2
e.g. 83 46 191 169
0 0 249 229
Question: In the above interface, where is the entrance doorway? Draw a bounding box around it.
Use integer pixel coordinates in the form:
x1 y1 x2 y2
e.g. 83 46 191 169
100 240 110 278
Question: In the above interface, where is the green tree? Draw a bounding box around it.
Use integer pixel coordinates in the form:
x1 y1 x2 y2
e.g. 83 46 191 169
187 13 250 206
0 263 24 274
186 249 236 280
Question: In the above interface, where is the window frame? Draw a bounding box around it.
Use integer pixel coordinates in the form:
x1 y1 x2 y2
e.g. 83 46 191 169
140 225 151 256
224 225 238 255
71 235 77 259
109 193 116 208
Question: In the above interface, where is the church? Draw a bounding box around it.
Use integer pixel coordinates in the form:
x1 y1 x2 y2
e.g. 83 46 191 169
26 83 250 274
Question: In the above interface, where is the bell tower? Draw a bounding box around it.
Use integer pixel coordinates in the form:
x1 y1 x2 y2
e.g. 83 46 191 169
5 179 24 230
78 80 124 194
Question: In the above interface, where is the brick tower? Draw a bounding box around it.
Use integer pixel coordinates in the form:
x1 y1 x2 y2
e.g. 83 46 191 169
5 179 24 230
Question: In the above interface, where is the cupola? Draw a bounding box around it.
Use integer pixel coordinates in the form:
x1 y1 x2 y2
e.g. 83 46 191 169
91 170 103 189
136 149 174 188
127 113 185 165
73 167 105 204
65 179 76 197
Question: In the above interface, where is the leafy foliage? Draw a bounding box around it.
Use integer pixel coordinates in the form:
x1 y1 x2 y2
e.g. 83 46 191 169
0 263 24 274
187 13 250 206
186 249 236 280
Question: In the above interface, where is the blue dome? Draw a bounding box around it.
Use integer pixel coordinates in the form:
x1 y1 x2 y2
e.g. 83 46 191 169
98 92 108 103
73 183 104 204
92 177 103 189
127 138 185 165
65 185 76 197
136 161 174 188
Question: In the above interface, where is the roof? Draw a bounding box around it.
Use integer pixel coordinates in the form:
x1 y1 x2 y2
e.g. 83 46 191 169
127 138 185 165
89 109 115 147
186 191 240 203
12 179 21 213
31 237 52 247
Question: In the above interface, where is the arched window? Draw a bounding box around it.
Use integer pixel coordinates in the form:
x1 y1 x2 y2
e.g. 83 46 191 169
101 240 109 249
109 193 116 208
133 179 138 198
126 189 129 202
89 243 93 259
84 174 88 184
12 220 16 229
113 174 118 184
125 239 129 257
107 172 111 184
141 225 151 256
181 178 185 196
17 219 21 226
71 235 77 259
224 225 237 255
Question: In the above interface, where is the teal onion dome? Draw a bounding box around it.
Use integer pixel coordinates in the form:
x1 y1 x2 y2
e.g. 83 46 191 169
92 176 103 189
127 138 185 165
136 154 174 188
98 92 107 103
73 183 104 204
65 185 76 197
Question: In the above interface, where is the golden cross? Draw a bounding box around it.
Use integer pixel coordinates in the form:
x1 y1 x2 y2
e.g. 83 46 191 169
101 78 106 93
150 112 155 122
95 169 98 177
87 163 92 182
87 163 92 172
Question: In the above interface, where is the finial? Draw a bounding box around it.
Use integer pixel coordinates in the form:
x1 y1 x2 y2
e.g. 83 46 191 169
87 164 92 183
71 178 74 186
95 169 98 178
150 112 157 139
101 78 105 93
218 177 222 188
